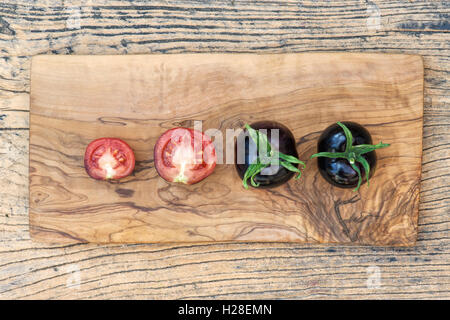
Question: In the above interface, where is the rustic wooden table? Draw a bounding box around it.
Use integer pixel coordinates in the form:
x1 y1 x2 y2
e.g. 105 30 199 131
0 1 448 299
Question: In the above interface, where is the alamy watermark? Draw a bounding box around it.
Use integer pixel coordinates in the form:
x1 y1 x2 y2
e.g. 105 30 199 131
65 264 81 289
366 265 382 289
170 120 282 174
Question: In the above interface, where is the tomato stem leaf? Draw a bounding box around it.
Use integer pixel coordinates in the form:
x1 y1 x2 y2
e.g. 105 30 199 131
310 152 347 159
242 161 259 189
337 121 354 153
356 154 371 187
350 162 363 192
351 142 390 154
280 161 303 179
278 152 306 167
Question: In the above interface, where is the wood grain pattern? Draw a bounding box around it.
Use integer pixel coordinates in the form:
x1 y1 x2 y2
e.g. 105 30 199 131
1 0 449 299
29 53 423 246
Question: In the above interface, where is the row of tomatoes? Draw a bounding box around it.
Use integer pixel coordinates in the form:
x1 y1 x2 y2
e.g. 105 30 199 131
84 121 389 191
84 127 217 183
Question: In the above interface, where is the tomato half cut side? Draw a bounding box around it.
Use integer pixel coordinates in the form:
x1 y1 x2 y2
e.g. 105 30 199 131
84 138 135 180
154 128 217 184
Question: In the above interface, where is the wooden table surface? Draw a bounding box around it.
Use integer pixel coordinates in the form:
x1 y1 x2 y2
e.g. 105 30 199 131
0 0 448 299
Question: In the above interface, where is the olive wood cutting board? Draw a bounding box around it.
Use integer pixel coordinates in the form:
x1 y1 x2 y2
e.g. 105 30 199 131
29 53 423 246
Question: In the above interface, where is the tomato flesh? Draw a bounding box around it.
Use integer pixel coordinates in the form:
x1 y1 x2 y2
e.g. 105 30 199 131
154 128 217 184
84 138 135 180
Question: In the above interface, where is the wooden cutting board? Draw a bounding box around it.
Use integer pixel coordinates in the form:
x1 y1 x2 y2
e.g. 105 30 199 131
29 53 423 246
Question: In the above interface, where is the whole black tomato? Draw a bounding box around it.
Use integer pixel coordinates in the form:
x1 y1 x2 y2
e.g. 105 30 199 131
235 121 299 188
317 122 376 188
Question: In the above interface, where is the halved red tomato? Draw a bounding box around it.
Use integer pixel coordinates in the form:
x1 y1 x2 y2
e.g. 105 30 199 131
154 128 217 184
84 138 135 180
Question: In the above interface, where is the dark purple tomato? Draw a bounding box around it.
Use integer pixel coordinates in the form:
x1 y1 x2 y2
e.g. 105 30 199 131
317 122 376 188
235 121 299 188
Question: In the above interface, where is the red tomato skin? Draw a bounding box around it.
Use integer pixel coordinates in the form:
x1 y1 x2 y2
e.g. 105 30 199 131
84 138 135 180
154 128 217 185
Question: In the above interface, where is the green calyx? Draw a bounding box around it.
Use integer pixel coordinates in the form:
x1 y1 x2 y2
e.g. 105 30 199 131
242 124 306 189
310 122 390 192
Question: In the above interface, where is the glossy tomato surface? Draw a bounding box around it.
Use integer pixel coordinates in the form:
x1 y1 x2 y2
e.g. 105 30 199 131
235 121 299 188
154 127 217 184
317 122 376 188
84 138 135 180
